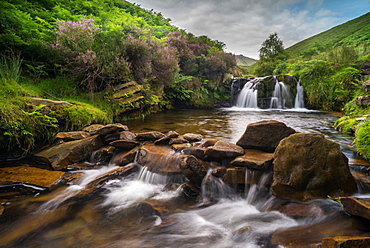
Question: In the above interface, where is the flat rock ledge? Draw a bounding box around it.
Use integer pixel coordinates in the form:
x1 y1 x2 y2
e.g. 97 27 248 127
0 166 65 190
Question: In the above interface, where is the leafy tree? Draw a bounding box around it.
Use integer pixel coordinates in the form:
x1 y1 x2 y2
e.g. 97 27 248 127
254 33 287 76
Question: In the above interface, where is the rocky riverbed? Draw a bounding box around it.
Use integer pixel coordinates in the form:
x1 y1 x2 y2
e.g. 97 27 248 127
0 120 370 247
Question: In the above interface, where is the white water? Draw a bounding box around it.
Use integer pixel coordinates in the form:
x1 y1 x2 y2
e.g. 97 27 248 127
235 81 258 108
295 81 305 108
270 78 293 109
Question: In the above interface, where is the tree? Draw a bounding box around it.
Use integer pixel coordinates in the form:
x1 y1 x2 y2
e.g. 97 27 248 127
259 33 286 61
255 33 287 76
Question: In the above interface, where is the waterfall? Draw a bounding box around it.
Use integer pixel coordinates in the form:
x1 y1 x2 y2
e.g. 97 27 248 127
294 81 305 108
235 80 259 108
270 77 293 109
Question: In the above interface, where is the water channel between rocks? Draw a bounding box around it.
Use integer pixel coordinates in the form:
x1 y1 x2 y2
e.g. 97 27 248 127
1 108 370 248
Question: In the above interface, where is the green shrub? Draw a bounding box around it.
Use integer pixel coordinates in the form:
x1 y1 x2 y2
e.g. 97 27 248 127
354 120 370 160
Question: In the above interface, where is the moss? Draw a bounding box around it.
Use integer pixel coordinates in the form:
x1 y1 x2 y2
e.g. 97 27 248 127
49 103 112 131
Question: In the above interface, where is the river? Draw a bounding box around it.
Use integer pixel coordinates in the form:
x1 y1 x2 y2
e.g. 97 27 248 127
0 108 369 248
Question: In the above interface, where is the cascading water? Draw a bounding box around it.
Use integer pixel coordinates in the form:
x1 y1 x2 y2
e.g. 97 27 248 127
234 76 304 109
295 81 305 108
235 80 259 108
270 77 293 109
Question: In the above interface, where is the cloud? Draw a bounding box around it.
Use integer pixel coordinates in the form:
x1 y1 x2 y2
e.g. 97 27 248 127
130 0 362 59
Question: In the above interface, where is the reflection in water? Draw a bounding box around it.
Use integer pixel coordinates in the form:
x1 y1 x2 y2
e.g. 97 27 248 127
126 108 355 158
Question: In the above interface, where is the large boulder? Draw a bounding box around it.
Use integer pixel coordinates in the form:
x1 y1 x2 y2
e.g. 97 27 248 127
272 133 357 201
34 135 104 170
236 120 296 152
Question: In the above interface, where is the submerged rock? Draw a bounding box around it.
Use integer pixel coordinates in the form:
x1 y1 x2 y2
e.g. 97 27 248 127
236 120 296 152
272 133 357 201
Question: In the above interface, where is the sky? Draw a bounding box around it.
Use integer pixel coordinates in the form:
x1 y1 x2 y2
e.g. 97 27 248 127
129 0 369 59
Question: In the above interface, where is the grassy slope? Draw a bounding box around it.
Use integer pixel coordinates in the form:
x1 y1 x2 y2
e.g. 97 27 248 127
286 12 370 56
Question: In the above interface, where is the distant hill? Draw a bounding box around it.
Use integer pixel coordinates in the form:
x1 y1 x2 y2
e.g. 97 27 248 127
235 54 257 66
286 12 370 57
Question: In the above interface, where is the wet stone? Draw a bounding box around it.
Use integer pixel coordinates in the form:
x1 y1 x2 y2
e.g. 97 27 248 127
0 166 65 190
109 140 139 149
90 123 129 136
54 131 91 141
183 133 203 142
135 131 166 141
230 149 274 171
110 147 139 166
205 140 244 158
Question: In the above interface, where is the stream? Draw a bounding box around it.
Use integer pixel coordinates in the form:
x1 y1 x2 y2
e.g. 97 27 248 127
0 108 369 248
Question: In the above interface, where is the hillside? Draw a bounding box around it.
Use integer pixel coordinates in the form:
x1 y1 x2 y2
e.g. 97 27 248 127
286 12 370 57
235 55 257 66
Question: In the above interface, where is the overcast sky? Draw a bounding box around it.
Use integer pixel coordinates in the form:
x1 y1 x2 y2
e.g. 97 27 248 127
129 0 369 59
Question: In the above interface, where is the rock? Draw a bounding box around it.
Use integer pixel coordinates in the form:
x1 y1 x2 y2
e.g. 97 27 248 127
29 97 73 107
354 95 370 106
90 146 115 163
109 140 139 149
271 215 366 248
202 138 220 147
271 202 325 219
90 123 129 136
272 133 357 201
136 144 182 173
236 120 296 152
230 149 274 171
363 79 370 92
169 136 189 144
222 167 247 184
181 147 207 160
183 133 203 142
172 143 192 151
154 131 180 145
211 166 226 178
54 131 90 141
0 166 65 190
180 155 208 186
223 167 271 185
82 124 105 133
341 197 370 221
322 235 370 248
205 140 245 158
135 131 166 141
361 61 370 75
81 165 137 194
34 135 104 170
110 147 139 166
112 84 143 99
105 131 136 143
